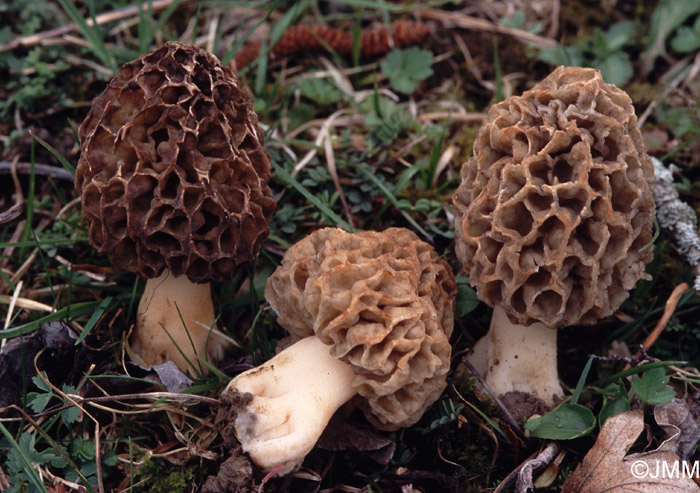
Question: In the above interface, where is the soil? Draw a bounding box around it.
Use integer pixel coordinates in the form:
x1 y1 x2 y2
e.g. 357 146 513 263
202 389 257 492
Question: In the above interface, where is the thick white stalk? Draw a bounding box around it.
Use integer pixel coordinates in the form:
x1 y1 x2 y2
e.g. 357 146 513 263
227 336 357 475
131 272 227 373
468 305 563 406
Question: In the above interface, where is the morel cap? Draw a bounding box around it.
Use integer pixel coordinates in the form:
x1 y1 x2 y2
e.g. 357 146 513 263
76 41 276 283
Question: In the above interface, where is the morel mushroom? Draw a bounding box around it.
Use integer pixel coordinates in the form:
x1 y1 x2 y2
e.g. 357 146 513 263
452 66 655 406
76 42 276 373
223 227 456 475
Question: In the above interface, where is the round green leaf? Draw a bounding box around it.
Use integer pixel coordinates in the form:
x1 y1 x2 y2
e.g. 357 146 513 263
524 404 596 440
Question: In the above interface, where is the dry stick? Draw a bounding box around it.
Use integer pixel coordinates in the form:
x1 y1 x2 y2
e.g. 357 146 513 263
0 281 23 351
323 130 355 229
637 55 697 127
0 157 26 283
417 112 485 123
72 391 220 406
462 357 527 443
419 8 558 50
623 282 691 371
94 421 104 493
493 448 540 493
0 0 180 53
0 391 220 423
547 0 561 39
0 203 24 225
0 464 9 490
0 161 75 182
515 442 560 493
651 157 700 291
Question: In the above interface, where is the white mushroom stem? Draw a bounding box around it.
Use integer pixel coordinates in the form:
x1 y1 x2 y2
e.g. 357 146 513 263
130 272 230 373
468 305 563 407
226 336 356 476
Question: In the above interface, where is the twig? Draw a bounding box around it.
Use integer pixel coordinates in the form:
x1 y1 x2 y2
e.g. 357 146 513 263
0 0 181 53
547 0 560 39
72 391 220 406
94 421 104 493
41 468 87 493
515 442 560 493
0 464 9 490
0 203 24 225
493 448 541 493
651 157 700 291
623 282 691 371
462 357 527 443
419 8 558 50
417 112 486 123
0 161 75 182
637 56 696 127
680 50 700 90
1 281 23 351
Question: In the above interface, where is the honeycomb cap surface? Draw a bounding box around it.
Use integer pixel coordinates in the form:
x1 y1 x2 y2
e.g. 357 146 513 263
265 228 456 430
452 66 655 328
76 41 276 282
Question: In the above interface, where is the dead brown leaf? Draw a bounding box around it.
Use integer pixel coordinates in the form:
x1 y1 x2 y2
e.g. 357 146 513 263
654 398 700 460
563 410 700 493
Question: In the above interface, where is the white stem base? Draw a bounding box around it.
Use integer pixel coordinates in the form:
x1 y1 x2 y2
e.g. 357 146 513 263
468 305 563 407
226 336 356 475
130 273 228 373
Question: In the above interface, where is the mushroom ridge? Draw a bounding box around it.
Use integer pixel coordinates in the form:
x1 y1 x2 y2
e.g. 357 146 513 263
76 41 276 283
453 65 655 328
265 227 456 429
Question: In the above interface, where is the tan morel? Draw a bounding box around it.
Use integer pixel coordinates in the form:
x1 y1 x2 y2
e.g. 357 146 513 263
223 227 456 475
452 66 656 407
76 42 276 373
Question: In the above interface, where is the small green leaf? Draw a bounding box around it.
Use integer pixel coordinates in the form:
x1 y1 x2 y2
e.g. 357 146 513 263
1 427 49 493
670 18 700 53
60 384 82 425
499 10 526 30
72 437 96 461
643 0 700 72
298 78 342 105
455 276 480 317
31 373 52 393
604 20 636 51
599 394 631 427
537 45 585 67
380 47 434 95
524 404 596 440
26 391 53 414
631 367 675 404
391 76 419 94
102 448 119 467
60 405 82 426
598 51 633 86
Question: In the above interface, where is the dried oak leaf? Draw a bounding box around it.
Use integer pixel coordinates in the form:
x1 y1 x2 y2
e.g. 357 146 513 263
563 410 700 492
654 398 700 461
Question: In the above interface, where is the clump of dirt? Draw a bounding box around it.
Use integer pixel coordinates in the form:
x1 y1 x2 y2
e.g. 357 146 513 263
500 391 548 424
202 448 256 493
203 390 257 492
215 389 253 447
